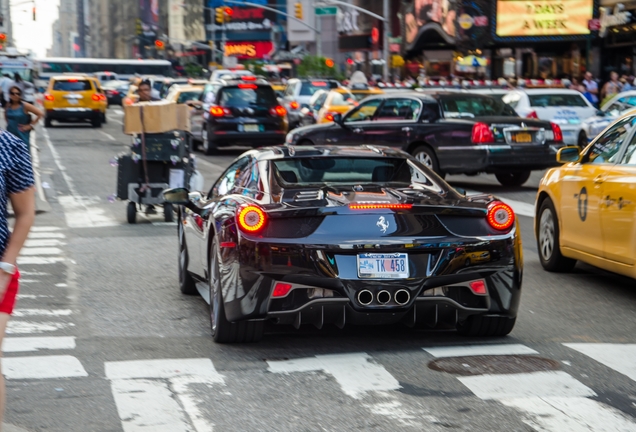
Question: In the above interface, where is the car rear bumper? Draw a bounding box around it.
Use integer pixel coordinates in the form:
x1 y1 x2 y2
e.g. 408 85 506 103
438 144 564 174
46 108 99 120
211 130 286 147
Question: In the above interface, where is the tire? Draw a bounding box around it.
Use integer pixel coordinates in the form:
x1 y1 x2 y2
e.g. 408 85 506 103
578 131 588 149
127 202 136 224
92 115 102 128
163 203 174 222
102 113 107 124
178 215 197 295
202 124 218 155
209 237 263 343
495 171 531 187
457 315 516 337
44 117 52 128
536 198 577 272
411 145 444 178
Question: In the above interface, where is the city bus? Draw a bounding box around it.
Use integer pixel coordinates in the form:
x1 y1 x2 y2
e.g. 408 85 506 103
34 58 173 88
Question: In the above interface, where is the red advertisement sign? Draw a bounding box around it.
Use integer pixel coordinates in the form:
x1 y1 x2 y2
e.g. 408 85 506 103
224 41 274 59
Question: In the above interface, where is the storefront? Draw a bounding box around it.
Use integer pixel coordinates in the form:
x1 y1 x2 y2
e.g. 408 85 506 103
599 1 636 78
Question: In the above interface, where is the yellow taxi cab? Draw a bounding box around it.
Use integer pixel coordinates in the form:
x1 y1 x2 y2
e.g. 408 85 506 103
536 111 636 279
315 88 358 123
43 75 108 128
348 83 384 102
164 84 204 104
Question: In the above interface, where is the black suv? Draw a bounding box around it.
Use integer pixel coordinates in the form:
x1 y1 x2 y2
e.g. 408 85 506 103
190 77 288 155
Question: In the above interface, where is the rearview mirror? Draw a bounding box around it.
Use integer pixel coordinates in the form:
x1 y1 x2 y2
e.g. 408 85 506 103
163 187 190 204
556 146 581 163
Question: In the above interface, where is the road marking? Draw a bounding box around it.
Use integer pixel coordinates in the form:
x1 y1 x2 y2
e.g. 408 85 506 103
12 309 72 317
424 344 539 358
7 321 74 334
113 109 123 116
30 226 62 232
458 371 595 400
109 117 123 125
268 352 400 399
19 247 63 256
17 294 54 299
24 239 66 247
3 336 76 352
28 232 66 239
502 396 636 431
3 355 87 379
100 131 116 141
564 343 636 382
106 358 223 432
58 195 118 228
17 257 65 265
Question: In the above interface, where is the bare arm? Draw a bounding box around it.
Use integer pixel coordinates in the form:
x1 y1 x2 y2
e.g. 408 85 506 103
23 102 43 125
2 187 35 267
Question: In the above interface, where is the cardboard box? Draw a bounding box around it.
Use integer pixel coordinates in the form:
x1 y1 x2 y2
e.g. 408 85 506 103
175 104 191 132
124 101 178 134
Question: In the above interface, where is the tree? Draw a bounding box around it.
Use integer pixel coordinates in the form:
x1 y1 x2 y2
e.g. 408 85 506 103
297 55 343 79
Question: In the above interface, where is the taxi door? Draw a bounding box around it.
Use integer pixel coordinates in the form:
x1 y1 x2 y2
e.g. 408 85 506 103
559 118 632 255
599 128 636 265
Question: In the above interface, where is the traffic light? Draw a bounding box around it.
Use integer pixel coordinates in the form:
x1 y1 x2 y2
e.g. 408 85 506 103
294 2 303 19
223 7 233 21
325 58 334 68
215 7 224 23
0 34 6 43
32 6 36 21
154 40 165 50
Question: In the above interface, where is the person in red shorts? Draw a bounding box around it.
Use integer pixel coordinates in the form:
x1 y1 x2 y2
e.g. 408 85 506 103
0 129 35 425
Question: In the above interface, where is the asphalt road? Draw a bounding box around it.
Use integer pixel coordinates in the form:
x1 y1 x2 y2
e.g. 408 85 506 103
4 108 636 432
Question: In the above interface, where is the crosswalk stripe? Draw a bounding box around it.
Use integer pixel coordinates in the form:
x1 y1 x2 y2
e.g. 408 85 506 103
7 321 75 334
563 343 636 382
12 309 72 317
27 232 66 239
58 195 118 228
30 227 62 232
19 247 64 256
3 336 76 352
423 343 539 358
3 355 87 379
17 257 65 265
24 239 66 247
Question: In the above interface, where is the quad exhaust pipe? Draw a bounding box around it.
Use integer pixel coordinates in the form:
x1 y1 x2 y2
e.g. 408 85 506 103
376 290 391 305
357 289 373 306
356 289 411 306
394 289 410 306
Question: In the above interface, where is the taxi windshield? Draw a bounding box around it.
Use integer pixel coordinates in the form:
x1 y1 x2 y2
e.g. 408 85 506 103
53 80 92 91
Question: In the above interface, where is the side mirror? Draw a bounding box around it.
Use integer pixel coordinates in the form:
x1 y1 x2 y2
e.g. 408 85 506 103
163 187 190 204
332 113 343 124
596 110 605 117
556 146 581 163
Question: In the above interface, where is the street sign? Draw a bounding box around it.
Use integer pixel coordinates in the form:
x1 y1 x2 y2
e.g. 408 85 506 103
315 6 337 16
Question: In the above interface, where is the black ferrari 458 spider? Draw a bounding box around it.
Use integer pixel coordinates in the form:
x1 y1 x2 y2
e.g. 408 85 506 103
164 145 522 343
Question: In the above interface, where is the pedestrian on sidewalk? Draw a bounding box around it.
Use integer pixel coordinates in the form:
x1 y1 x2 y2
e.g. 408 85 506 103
4 86 43 152
601 71 622 106
582 71 599 107
0 129 36 426
0 75 11 109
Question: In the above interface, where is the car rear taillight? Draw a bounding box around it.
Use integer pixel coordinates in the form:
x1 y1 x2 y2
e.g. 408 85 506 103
349 203 413 210
551 122 563 143
486 201 515 231
290 101 299 110
272 282 293 298
526 110 539 119
210 105 231 117
324 112 337 122
270 105 286 116
471 122 494 144
44 94 54 101
238 83 257 89
92 94 101 101
468 280 488 295
237 205 267 233
241 75 257 81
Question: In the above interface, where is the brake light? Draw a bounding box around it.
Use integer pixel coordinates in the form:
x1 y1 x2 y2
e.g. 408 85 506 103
44 94 54 101
68 78 78 82
238 83 257 89
272 282 293 298
526 110 539 119
290 101 299 110
311 81 327 87
551 122 563 143
324 112 337 122
486 201 515 231
471 122 494 144
210 105 231 117
92 94 100 101
237 205 267 233
349 203 413 210
469 280 488 295
270 105 286 116
241 75 257 81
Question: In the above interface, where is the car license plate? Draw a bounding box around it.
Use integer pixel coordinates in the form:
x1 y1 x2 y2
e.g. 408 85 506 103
357 253 409 279
243 124 260 132
514 132 532 143
68 99 78 105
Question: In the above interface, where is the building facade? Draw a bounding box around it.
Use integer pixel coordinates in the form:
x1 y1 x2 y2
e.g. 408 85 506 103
51 0 79 57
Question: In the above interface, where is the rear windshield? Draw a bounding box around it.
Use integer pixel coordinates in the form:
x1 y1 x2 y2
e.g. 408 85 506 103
440 95 517 118
299 81 339 96
52 80 92 91
273 157 440 189
218 86 277 107
177 91 202 104
529 94 589 107
330 91 356 106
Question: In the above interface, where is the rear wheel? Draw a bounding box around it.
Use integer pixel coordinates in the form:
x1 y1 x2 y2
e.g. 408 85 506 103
495 171 531 187
44 117 52 128
412 145 444 178
178 215 197 295
457 315 516 336
202 124 218 155
126 202 136 224
209 237 263 343
537 198 577 272
91 115 102 128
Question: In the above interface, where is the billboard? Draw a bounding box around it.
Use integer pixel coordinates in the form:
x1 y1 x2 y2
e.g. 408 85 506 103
140 0 160 37
496 0 593 37
405 0 457 44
